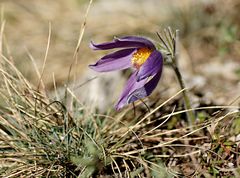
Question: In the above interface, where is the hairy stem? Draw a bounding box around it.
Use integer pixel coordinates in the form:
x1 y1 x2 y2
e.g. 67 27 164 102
173 30 195 126
172 63 195 125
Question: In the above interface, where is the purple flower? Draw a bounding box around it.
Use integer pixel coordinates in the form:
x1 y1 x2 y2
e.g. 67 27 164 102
89 36 163 110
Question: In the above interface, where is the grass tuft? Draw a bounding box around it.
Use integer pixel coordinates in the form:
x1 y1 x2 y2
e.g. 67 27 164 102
0 54 239 177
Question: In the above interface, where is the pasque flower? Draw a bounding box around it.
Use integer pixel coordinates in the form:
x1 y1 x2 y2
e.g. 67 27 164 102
89 36 163 110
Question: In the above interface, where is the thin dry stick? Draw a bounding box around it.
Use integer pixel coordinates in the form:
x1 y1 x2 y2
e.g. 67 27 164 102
52 73 59 100
37 22 51 93
0 20 5 64
73 76 97 90
71 0 93 82
26 49 42 83
121 110 238 156
120 88 186 139
143 105 239 139
156 105 239 123
111 156 123 178
122 159 131 177
73 0 93 59
65 0 93 106
142 105 176 136
3 34 13 62
0 5 5 56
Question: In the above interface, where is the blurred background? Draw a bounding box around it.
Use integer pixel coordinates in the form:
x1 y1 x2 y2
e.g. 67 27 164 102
1 0 240 110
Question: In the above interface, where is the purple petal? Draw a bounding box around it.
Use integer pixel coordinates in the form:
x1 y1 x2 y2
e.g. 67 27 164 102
137 50 163 81
89 48 135 72
115 71 147 110
90 36 155 50
127 69 162 104
117 36 156 49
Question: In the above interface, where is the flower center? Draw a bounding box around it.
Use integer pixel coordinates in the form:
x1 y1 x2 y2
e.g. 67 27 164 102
131 47 152 69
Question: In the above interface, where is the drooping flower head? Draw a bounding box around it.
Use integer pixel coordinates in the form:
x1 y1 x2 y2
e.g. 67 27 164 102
89 36 163 110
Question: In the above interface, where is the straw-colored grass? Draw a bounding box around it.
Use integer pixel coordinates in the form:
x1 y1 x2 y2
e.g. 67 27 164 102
0 0 240 177
0 51 239 177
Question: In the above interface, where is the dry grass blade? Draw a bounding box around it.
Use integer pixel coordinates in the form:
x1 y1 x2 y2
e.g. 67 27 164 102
121 109 239 156
121 88 186 138
37 22 51 93
142 105 176 136
0 20 5 63
73 0 93 59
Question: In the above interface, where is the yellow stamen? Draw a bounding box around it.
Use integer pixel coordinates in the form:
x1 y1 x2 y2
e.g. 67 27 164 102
131 47 152 69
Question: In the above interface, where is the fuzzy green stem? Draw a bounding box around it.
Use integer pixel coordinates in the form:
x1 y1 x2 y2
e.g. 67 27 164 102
173 30 195 126
172 63 195 125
